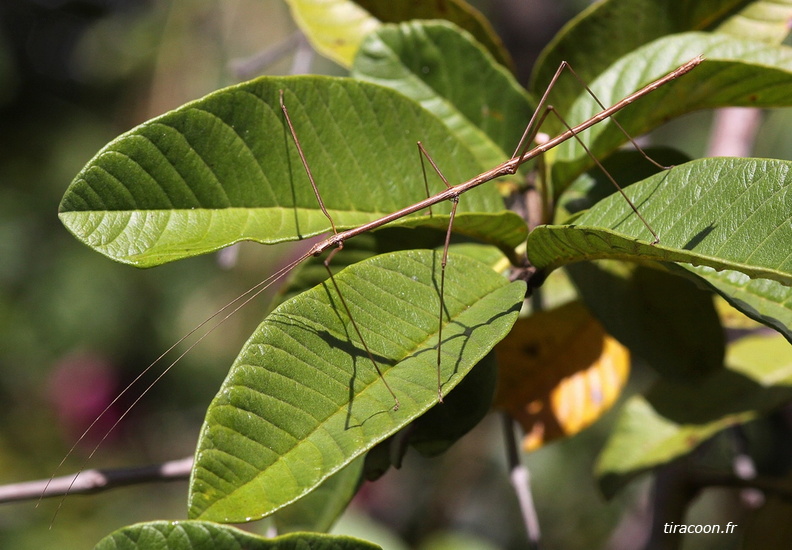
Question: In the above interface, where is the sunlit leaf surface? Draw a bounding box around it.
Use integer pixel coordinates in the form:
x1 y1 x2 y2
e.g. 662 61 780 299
189 250 525 522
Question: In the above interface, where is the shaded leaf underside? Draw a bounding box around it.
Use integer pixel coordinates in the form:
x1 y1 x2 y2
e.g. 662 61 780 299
597 333 792 498
529 157 792 340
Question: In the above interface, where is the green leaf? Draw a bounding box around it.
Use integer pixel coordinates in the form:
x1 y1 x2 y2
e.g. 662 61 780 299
714 0 792 44
282 240 504 472
547 32 792 187
59 76 523 267
354 0 513 70
407 349 498 457
362 350 498 480
596 332 792 498
352 21 532 171
188 249 525 522
284 0 511 69
567 261 724 380
527 158 792 288
94 521 381 550
531 0 792 117
273 457 364 534
681 267 792 343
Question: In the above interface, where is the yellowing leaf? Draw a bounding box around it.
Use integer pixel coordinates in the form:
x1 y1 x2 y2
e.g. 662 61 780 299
284 0 380 67
284 0 513 69
715 295 766 331
494 301 629 451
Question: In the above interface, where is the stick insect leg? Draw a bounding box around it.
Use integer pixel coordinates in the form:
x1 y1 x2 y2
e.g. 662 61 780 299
513 61 672 170
512 61 574 161
323 245 400 411
279 91 337 235
416 142 457 403
558 62 671 170
280 90 401 411
513 62 665 242
546 105 660 243
418 142 434 217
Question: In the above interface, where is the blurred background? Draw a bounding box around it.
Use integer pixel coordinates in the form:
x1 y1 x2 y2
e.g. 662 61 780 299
1 1 789 549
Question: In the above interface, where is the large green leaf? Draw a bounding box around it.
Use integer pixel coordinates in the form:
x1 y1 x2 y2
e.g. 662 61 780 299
188 249 525 522
531 0 792 117
529 158 792 338
596 333 792 498
352 21 533 170
284 0 511 69
59 76 523 267
528 157 792 283
94 520 381 550
547 32 792 187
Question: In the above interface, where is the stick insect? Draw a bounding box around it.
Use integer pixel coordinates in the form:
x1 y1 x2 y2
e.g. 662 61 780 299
42 55 702 507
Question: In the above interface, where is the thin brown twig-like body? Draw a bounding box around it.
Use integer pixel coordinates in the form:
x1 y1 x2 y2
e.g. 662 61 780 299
282 56 701 404
306 56 702 258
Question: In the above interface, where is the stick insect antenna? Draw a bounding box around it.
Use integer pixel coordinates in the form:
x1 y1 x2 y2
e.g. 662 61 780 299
41 250 313 523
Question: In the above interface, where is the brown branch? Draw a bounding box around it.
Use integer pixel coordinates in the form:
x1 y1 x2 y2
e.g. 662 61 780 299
0 457 193 504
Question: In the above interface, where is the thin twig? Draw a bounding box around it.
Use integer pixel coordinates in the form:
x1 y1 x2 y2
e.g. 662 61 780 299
2 457 193 504
502 413 541 549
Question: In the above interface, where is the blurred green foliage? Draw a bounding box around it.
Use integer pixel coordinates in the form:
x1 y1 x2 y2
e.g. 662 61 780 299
0 1 299 547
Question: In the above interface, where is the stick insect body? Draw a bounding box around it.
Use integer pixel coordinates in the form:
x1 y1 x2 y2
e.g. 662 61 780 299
42 55 702 505
284 56 703 408
304 56 702 258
